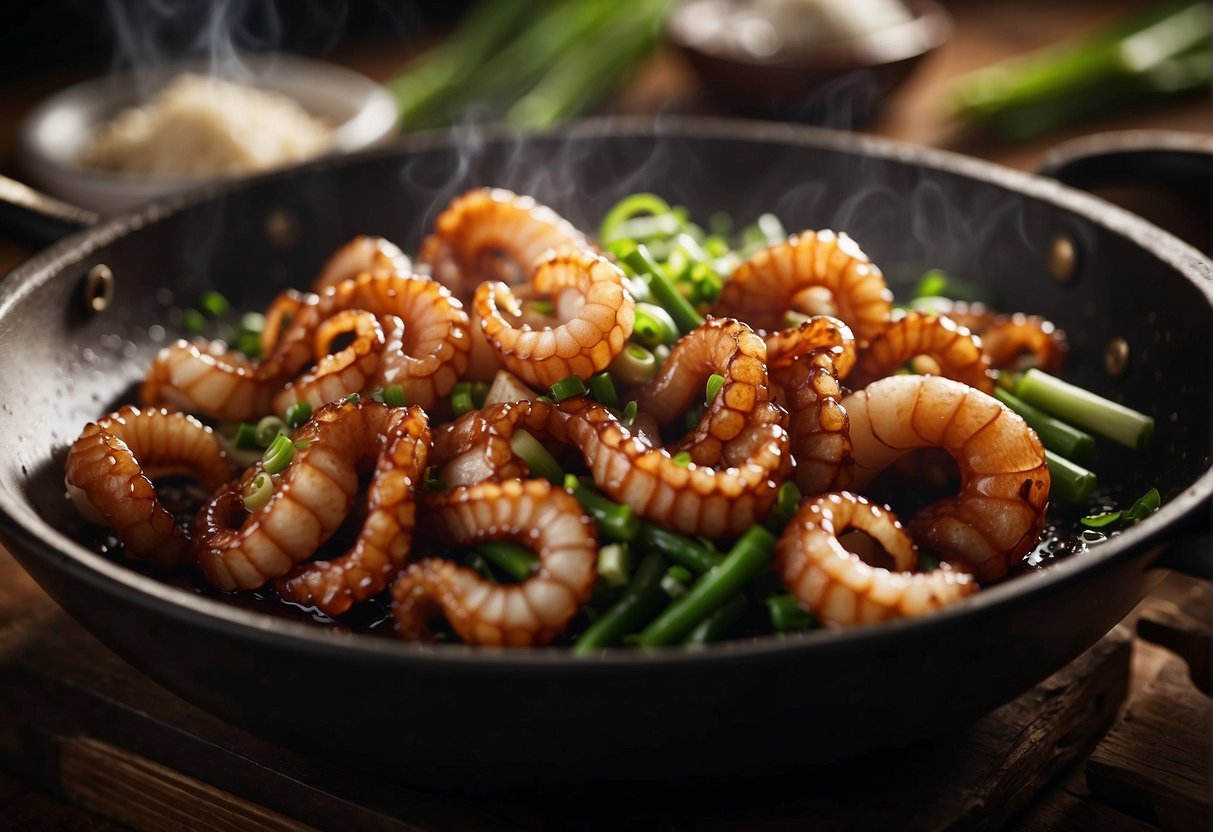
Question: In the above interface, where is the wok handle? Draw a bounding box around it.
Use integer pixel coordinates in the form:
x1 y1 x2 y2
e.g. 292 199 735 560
0 174 98 249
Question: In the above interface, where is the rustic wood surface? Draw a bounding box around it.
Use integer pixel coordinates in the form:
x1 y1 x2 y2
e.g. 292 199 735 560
0 0 1209 828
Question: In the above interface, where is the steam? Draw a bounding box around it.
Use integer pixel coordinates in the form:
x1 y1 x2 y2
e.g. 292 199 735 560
102 0 351 94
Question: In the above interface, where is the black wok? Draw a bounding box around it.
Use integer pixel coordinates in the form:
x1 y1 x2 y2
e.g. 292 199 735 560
0 119 1209 789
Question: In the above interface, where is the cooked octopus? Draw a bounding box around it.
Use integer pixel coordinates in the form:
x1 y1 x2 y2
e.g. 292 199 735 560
715 229 893 341
849 310 995 394
635 318 785 467
392 478 597 646
776 492 978 627
313 235 410 292
65 406 231 566
766 317 857 496
68 189 1102 649
272 272 472 411
474 248 635 387
193 401 431 599
843 375 1050 582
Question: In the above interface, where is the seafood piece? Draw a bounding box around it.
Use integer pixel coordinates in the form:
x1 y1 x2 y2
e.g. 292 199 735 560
927 301 1067 373
849 311 995 394
272 309 385 416
142 337 306 423
559 398 790 538
431 405 531 487
474 249 635 387
65 406 231 566
193 401 430 595
419 187 589 300
275 404 430 617
776 492 978 627
635 318 784 467
392 479 597 646
275 272 472 410
715 230 892 341
313 235 410 292
765 316 856 495
843 375 1050 582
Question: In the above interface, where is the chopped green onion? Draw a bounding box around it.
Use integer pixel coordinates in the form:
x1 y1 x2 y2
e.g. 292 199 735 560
510 429 564 483
343 392 361 405
1016 369 1153 450
620 400 639 426
201 290 231 317
636 521 724 575
235 331 262 359
477 540 538 582
1125 487 1161 521
705 373 726 406
1045 449 1097 503
293 440 311 450
994 387 1096 460
240 311 265 333
550 374 588 402
262 434 297 475
1083 487 1162 528
682 405 703 432
254 415 286 447
573 552 668 653
284 401 312 430
767 481 803 529
660 565 693 599
622 246 704 334
638 526 777 648
182 308 207 333
242 472 274 512
233 422 259 450
598 193 673 244
450 382 477 416
672 451 691 467
684 593 748 646
469 381 490 409
609 343 658 386
565 475 640 541
766 594 816 633
378 385 406 408
587 372 619 407
464 552 495 581
597 543 632 588
632 302 680 348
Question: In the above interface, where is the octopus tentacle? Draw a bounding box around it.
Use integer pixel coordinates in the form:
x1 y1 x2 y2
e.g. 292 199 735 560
715 229 893 341
65 406 231 565
849 310 995 394
843 375 1050 581
391 479 597 646
274 404 430 616
474 249 635 387
776 492 977 627
193 400 429 592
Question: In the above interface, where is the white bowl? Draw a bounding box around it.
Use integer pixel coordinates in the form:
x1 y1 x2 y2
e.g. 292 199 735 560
16 54 399 216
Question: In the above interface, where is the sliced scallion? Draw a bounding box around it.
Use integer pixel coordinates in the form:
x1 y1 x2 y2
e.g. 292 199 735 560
284 401 312 430
597 543 632 588
550 374 588 402
254 415 286 447
587 372 619 407
242 472 274 512
1016 369 1153 450
233 422 259 450
262 434 297 475
609 343 658 386
510 429 564 483
705 373 726 406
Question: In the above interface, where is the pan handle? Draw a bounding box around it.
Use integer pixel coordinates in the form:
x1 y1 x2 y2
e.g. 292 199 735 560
0 174 99 249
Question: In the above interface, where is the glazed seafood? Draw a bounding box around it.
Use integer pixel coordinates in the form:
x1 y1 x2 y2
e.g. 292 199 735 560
65 187 1151 648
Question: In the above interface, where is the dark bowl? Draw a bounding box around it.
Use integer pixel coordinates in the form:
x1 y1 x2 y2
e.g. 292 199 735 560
667 0 950 124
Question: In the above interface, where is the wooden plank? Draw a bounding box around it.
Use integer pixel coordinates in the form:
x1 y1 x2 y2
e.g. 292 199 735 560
1087 658 1211 832
1136 583 1212 694
60 736 315 832
1013 765 1160 832
0 605 1132 832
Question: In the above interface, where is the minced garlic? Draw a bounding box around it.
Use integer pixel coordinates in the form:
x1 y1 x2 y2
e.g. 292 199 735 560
81 73 334 179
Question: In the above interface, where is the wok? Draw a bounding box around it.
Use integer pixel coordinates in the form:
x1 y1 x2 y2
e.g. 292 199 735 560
0 119 1209 790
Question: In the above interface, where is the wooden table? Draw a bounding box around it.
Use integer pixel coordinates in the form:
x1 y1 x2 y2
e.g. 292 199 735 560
0 1 1209 828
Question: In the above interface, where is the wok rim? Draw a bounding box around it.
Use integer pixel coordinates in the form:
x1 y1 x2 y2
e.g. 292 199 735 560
1 116 1210 671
